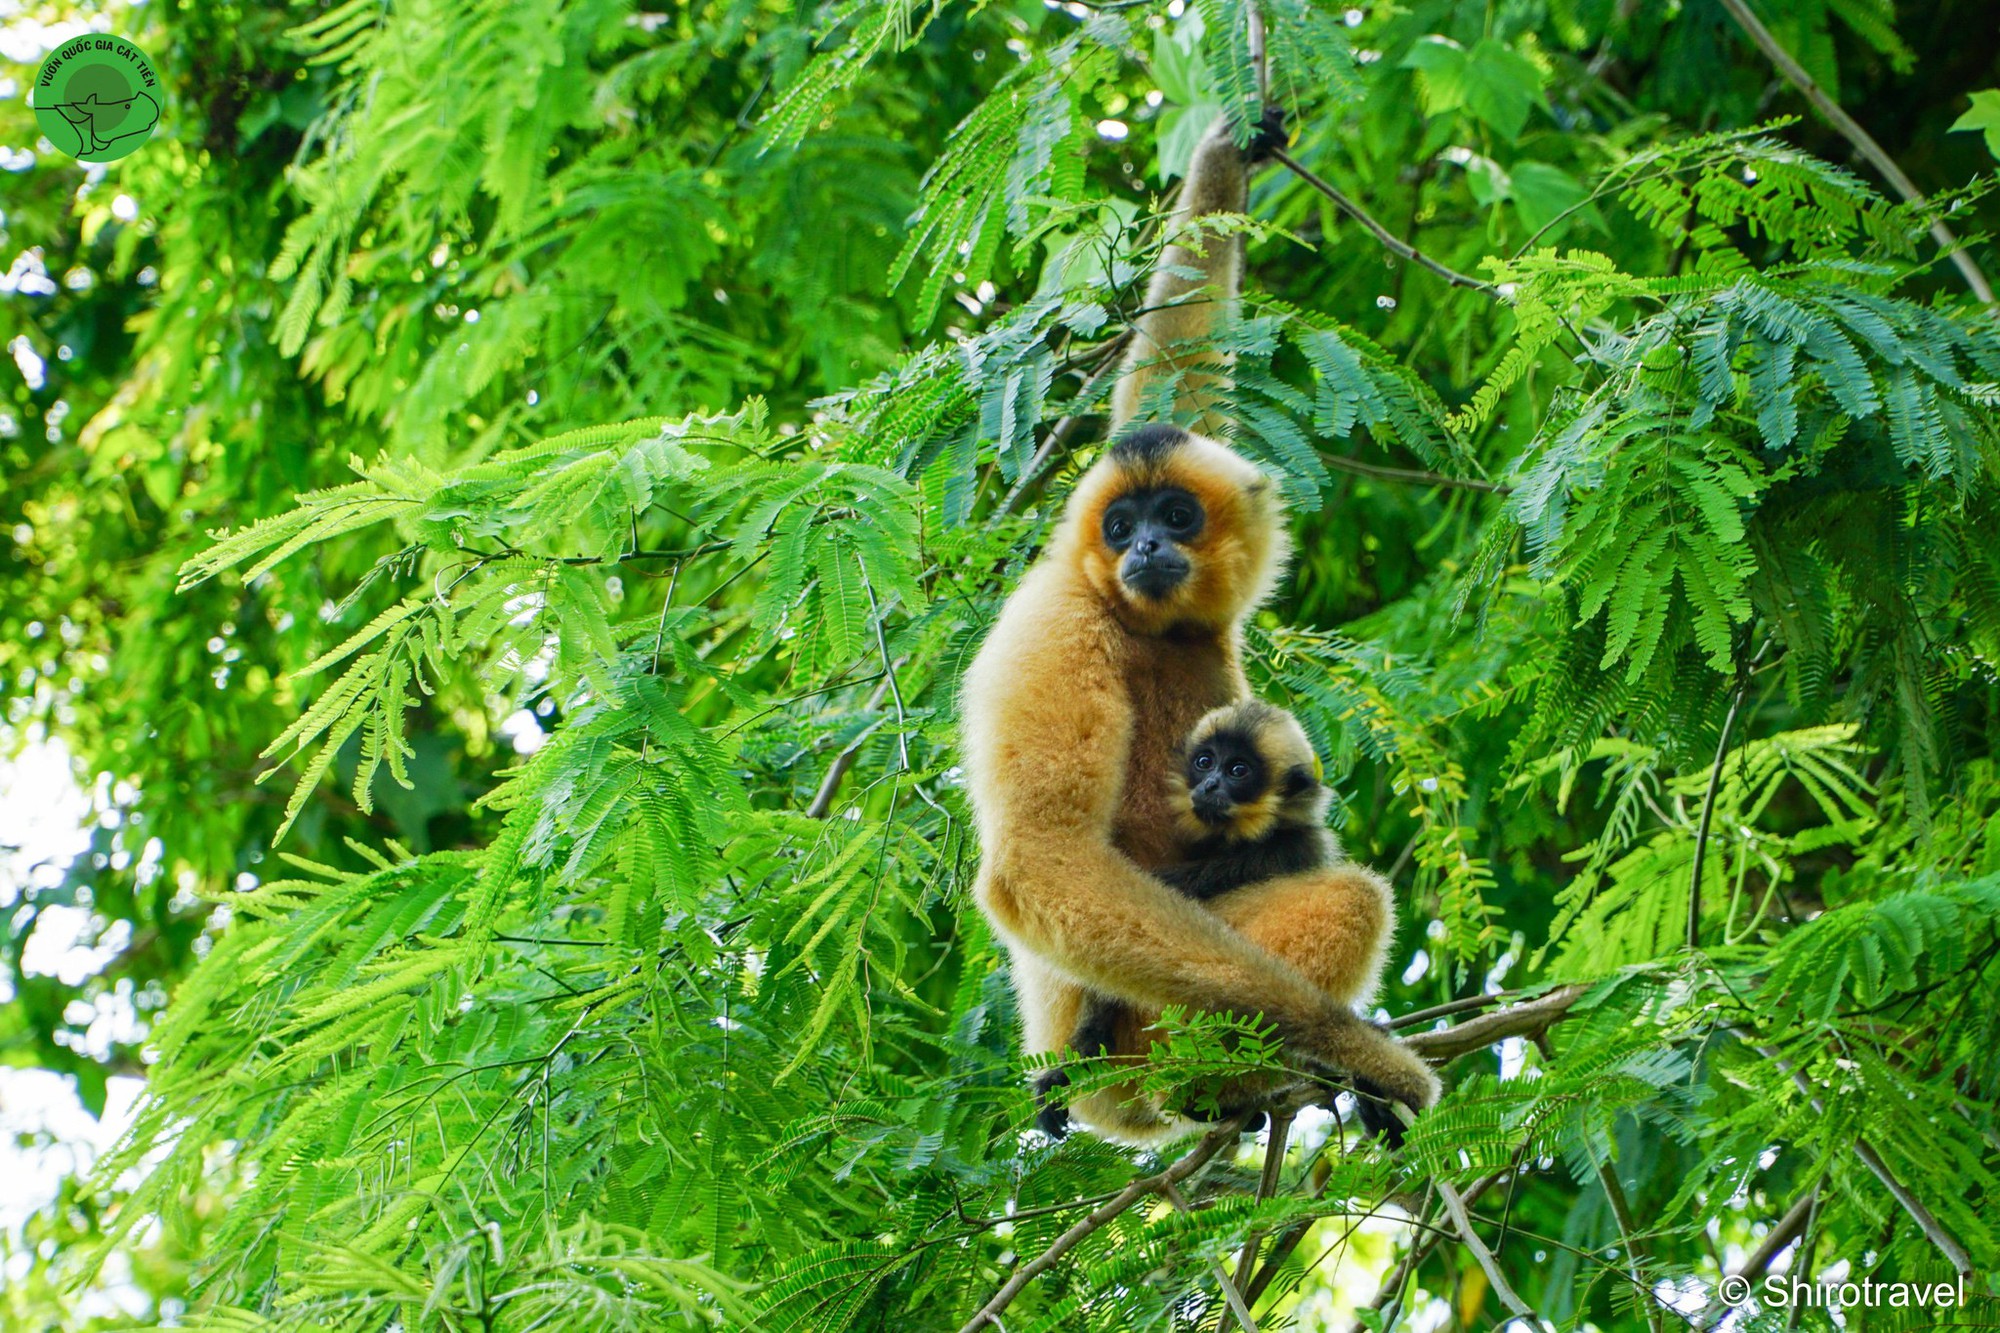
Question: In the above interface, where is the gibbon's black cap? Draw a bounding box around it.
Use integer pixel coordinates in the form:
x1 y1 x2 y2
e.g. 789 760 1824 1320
1110 423 1190 467
1197 724 1259 764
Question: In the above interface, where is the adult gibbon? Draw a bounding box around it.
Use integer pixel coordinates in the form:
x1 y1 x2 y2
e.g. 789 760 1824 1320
961 116 1437 1142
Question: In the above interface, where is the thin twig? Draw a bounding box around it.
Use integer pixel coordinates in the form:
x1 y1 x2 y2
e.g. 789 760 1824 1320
1715 0 1992 304
458 540 730 568
1435 1175 1535 1319
1689 638 1767 949
955 1117 1245 1333
1271 147 1496 295
1321 450 1512 495
1783 1189 1824 1333
999 332 1133 517
1230 1109 1294 1319
1596 1151 1662 1332
1390 989 1520 1030
1758 1042 1974 1275
1532 1029 1660 1333
804 676 895 818
1344 1172 1505 1333
1162 1179 1260 1333
1242 1150 1336 1308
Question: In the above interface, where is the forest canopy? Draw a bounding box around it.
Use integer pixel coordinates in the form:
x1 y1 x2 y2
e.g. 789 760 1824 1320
4 0 2000 1329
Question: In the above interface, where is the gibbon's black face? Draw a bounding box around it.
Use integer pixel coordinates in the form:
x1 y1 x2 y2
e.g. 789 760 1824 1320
1101 486 1205 601
1184 727 1268 827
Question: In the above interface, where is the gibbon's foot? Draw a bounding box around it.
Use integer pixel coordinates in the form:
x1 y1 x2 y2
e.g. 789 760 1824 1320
1295 1035 1440 1127
1246 104 1288 162
1189 1104 1268 1136
1349 1078 1412 1149
1032 1068 1072 1140
1172 1082 1269 1135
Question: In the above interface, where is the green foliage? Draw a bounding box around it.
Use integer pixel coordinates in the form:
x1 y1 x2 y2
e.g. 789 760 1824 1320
1950 89 2000 160
7 0 2000 1330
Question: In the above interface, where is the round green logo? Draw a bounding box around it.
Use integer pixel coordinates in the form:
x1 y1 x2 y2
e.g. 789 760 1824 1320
32 35 161 164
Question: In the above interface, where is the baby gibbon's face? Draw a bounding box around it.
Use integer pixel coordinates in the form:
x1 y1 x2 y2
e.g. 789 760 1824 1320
1171 700 1325 845
1182 727 1267 828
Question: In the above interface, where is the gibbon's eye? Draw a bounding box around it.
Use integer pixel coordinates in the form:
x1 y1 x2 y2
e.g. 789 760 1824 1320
1152 489 1204 538
1228 761 1251 780
1104 509 1136 547
1193 752 1214 771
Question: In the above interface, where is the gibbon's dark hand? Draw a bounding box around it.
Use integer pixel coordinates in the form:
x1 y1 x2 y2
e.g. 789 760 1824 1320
1297 1046 1427 1150
1032 1068 1072 1139
1246 104 1288 163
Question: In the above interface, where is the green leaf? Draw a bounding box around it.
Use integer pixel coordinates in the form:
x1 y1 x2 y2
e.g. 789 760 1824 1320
1400 35 1468 117
1510 161 1596 237
1155 100 1227 182
1150 23 1210 107
1461 38 1545 141
1949 88 2000 159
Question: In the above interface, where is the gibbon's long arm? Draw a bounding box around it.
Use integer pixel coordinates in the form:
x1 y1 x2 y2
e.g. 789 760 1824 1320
966 569 1440 1114
1108 121 1251 437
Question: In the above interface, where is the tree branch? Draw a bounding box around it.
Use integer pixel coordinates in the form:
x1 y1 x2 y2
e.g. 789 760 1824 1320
1229 1108 1293 1325
1270 147 1496 296
1436 1175 1535 1319
999 331 1133 518
804 676 895 818
1597 1157 1662 1332
1242 1148 1337 1308
955 1115 1247 1333
1161 1178 1260 1333
1345 1173 1505 1333
1721 1180 1818 1318
1848 1138 1972 1276
1759 1043 1974 1276
1532 1030 1663 1333
1715 0 1994 304
962 990 1595 1330
1401 984 1590 1064
1244 0 1269 101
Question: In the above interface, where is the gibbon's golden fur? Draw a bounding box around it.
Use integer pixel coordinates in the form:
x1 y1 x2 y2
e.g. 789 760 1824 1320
961 117 1437 1143
1108 118 1255 436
